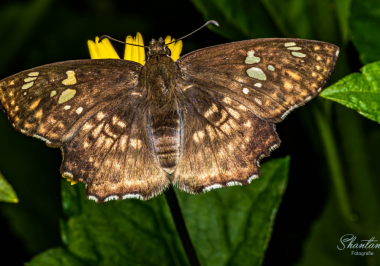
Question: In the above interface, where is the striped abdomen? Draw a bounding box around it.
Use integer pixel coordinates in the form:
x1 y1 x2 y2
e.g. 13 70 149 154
150 108 181 174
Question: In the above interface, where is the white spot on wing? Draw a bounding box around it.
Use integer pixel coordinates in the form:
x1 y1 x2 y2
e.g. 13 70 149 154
267 65 275 71
50 90 57 97
24 77 37 82
123 194 143 200
22 82 34 90
58 89 76 104
64 105 71 110
255 98 262 105
104 195 119 202
254 83 262 88
284 42 296 47
88 196 98 202
287 47 302 50
203 184 223 192
248 175 259 183
245 50 261 64
62 71 77 85
246 67 267 80
226 181 242 187
76 107 83 114
28 72 39 77
242 88 249 94
292 52 306 58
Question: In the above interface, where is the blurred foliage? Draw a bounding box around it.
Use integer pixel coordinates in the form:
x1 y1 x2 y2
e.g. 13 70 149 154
0 172 18 203
27 158 289 266
0 0 380 266
350 0 380 64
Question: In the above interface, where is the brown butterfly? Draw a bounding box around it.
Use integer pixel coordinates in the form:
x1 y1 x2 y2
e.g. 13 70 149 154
0 21 339 203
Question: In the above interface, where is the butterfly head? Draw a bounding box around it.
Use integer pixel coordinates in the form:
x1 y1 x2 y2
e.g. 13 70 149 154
147 37 171 58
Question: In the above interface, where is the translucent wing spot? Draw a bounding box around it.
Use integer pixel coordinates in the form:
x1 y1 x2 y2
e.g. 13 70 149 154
24 77 37 82
314 46 321 51
58 89 76 104
267 65 275 71
9 80 15 86
287 47 302 51
64 105 71 110
316 56 322 61
62 71 77 85
203 184 223 192
242 88 249 94
193 130 205 143
292 52 306 58
247 67 267 80
245 50 261 64
22 82 34 90
28 72 39 77
254 83 262 88
255 98 262 105
76 107 83 114
50 90 57 97
284 42 296 47
316 65 322 71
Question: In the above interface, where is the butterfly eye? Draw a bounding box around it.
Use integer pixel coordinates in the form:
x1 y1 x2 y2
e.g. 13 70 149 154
165 47 172 57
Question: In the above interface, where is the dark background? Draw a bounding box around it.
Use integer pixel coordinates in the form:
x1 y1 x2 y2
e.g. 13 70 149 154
0 0 379 265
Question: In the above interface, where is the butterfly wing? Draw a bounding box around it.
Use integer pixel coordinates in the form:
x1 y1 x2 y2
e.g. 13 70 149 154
0 59 169 202
173 38 338 192
174 84 280 192
177 38 339 122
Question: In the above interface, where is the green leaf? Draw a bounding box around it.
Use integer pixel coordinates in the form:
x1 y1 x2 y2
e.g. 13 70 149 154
176 157 290 266
0 171 18 203
29 181 190 266
190 0 280 40
26 247 85 266
350 0 380 64
320 61 380 123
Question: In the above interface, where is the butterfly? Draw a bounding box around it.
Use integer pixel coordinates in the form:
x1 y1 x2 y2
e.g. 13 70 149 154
0 21 339 203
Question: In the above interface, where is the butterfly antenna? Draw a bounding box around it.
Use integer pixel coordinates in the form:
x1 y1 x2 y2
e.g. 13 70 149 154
98 35 149 48
166 20 219 45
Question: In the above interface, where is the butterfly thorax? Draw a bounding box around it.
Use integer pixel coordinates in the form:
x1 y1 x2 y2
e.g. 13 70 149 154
141 45 182 174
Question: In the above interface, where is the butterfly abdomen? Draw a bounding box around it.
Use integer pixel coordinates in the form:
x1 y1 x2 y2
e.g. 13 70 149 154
150 108 181 174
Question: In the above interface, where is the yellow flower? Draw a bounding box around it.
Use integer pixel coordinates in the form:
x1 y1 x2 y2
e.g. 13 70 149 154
87 33 183 65
62 175 78 185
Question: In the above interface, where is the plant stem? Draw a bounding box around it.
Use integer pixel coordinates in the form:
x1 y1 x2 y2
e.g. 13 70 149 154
312 101 353 223
165 187 201 266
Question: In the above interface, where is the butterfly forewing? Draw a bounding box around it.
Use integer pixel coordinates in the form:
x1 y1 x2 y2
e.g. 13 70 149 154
178 38 339 122
0 59 141 146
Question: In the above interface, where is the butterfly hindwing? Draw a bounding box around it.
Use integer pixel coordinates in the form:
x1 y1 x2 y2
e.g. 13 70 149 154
61 94 169 202
0 59 141 147
174 84 280 193
177 38 339 122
